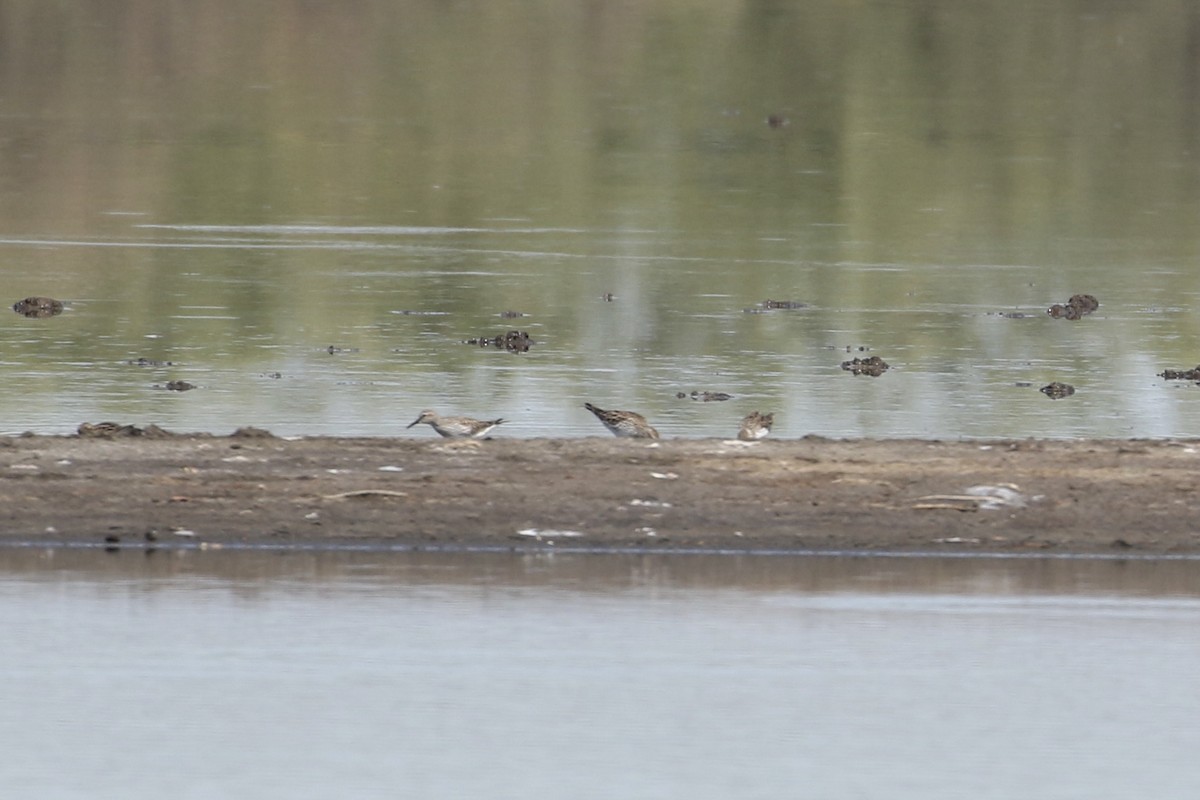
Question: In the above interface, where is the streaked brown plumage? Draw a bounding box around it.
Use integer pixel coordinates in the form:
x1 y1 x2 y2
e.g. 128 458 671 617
584 402 659 439
737 411 774 441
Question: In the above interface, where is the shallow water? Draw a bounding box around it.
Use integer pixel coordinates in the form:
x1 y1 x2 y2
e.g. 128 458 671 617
2 548 1198 799
2 1 1199 439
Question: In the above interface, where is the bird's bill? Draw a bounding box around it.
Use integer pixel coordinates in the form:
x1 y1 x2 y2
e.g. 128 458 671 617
406 418 422 428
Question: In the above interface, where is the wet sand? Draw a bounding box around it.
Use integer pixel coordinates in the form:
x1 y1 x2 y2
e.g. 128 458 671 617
2 432 1198 555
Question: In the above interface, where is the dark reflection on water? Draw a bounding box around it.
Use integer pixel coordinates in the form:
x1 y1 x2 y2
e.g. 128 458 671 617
3 546 1199 598
3 548 1199 799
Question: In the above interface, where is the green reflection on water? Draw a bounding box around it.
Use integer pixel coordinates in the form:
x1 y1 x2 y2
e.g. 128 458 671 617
0 1 1198 437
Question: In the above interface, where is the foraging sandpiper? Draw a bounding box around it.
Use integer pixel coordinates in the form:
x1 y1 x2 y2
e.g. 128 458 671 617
406 410 505 439
737 411 775 441
583 402 660 439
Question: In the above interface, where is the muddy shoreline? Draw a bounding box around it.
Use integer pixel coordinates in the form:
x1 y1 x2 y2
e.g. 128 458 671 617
2 433 1199 556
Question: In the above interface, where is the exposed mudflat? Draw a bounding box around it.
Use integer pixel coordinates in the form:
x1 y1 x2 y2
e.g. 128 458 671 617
2 433 1199 556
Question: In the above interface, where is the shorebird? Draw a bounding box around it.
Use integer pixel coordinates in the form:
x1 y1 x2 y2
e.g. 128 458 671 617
406 410 505 439
584 402 660 439
737 411 774 441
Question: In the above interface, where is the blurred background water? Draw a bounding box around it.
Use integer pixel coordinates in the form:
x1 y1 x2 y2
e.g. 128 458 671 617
2 0 1199 438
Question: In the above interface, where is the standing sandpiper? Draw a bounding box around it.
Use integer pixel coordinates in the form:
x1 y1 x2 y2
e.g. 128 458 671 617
737 411 774 441
584 402 660 439
406 410 505 439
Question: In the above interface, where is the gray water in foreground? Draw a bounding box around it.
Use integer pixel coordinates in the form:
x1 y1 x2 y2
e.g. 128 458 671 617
2 548 1197 799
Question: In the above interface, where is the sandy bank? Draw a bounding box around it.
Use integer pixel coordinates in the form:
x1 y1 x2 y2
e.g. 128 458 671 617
2 433 1198 556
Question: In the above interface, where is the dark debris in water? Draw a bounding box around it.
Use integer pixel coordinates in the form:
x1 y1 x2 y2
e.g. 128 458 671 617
1040 382 1076 399
464 330 533 352
126 357 176 367
841 356 890 376
1158 365 1200 381
12 296 64 318
159 380 196 391
498 310 526 318
744 299 808 313
76 422 275 439
77 422 175 438
1047 293 1099 321
676 390 734 402
231 426 276 439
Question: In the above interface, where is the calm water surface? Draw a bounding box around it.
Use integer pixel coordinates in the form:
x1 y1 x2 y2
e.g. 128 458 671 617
2 548 1198 799
1 2 1199 439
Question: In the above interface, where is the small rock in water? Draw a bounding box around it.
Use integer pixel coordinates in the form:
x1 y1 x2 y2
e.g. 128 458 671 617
841 356 890 376
464 330 533 352
1040 382 1075 399
744 298 808 313
1047 293 1099 321
12 296 64 318
1158 365 1200 381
